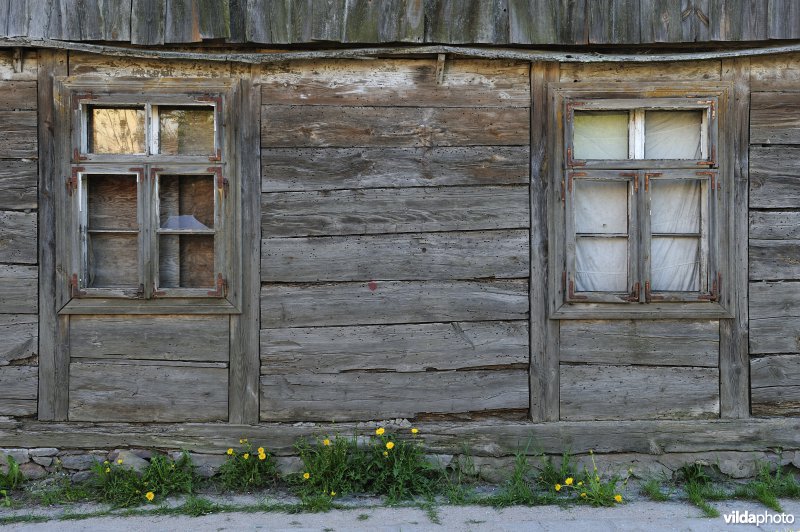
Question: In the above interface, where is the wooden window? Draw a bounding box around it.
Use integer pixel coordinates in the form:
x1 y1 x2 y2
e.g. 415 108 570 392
551 86 732 318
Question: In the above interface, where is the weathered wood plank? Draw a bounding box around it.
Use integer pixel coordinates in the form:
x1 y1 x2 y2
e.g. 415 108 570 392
749 281 800 354
560 364 720 421
751 355 800 416
261 280 529 328
0 365 37 400
509 0 586 45
589 0 640 44
261 186 529 238
260 369 529 421
640 0 682 43
0 399 36 417
261 146 530 192
559 61 721 82
131 0 166 45
750 211 800 240
69 315 229 362
69 362 228 422
709 0 767 41
751 92 800 144
260 106 530 148
0 264 36 313
164 0 200 42
68 52 235 78
260 59 529 107
342 0 425 43
2 0 29 37
424 0 508 44
260 321 529 374
262 230 529 282
768 0 800 39
749 240 800 281
0 314 37 365
0 159 37 211
0 210 36 264
310 0 344 42
560 320 719 367
197 0 230 40
0 49 37 81
0 110 37 158
750 147 800 208
0 81 36 110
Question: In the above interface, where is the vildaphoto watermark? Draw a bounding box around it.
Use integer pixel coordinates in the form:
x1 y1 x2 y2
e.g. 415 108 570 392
722 509 795 525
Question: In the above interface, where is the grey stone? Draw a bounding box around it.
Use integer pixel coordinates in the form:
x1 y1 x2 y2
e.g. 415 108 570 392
188 453 227 478
471 456 515 484
59 454 101 471
275 456 303 476
19 462 46 480
32 456 53 467
111 450 149 472
29 448 59 457
130 449 154 460
71 470 93 483
0 448 30 464
425 454 453 469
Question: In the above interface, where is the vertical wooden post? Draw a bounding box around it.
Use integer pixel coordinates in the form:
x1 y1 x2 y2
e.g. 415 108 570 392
719 57 751 418
530 62 560 422
228 72 262 424
37 49 69 421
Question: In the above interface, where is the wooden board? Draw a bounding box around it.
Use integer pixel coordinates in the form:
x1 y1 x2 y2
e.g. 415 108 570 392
0 81 36 110
0 365 37 400
750 211 800 240
261 321 528 374
751 355 800 416
749 282 800 354
68 361 228 422
68 52 237 78
559 61 721 83
0 265 37 314
508 0 586 45
260 59 529 107
261 279 529 328
750 54 800 84
69 315 229 362
0 50 37 81
261 230 529 282
0 398 36 417
749 146 800 208
260 106 530 148
0 314 37 365
261 146 530 192
260 369 529 421
0 159 37 211
751 92 800 144
261 186 529 238
749 239 800 280
560 320 719 367
0 110 37 158
560 364 720 421
0 211 36 264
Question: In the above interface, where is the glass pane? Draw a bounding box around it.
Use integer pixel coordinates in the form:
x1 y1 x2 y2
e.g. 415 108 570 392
87 107 145 154
159 175 214 230
159 106 215 155
158 234 214 288
87 174 138 231
651 180 701 234
644 111 702 159
573 111 629 160
575 237 628 292
574 180 628 234
651 237 700 291
87 233 138 288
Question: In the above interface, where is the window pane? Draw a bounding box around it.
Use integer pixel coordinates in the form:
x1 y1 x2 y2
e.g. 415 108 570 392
574 180 628 234
651 237 700 291
87 107 145 154
87 233 138 288
573 111 629 160
651 180 701 234
159 107 215 155
158 235 214 288
575 237 628 292
159 175 215 230
87 174 138 231
644 111 702 159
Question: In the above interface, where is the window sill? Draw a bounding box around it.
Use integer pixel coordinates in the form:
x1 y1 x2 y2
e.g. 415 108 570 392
551 301 733 320
59 297 241 315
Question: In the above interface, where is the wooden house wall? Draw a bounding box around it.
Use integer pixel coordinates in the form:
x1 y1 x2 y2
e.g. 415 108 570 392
0 49 38 418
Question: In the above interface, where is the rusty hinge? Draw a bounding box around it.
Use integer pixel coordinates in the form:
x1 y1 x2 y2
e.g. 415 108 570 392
624 281 641 302
644 280 664 303
66 167 84 196
645 172 662 192
71 92 95 111
70 274 86 298
566 147 586 167
567 171 586 194
619 172 638 192
698 272 722 301
149 167 163 183
72 147 87 162
696 170 719 190
129 167 145 182
207 273 227 297
563 271 588 301
208 166 228 196
696 145 716 167
208 148 222 162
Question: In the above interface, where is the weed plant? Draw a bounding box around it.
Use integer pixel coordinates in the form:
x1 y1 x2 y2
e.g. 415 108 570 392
677 462 728 518
0 456 24 490
218 439 279 492
641 478 672 501
734 461 800 512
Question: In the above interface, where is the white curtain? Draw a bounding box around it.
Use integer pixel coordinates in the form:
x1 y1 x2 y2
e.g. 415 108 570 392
576 238 628 292
573 111 629 159
650 180 702 291
645 111 702 159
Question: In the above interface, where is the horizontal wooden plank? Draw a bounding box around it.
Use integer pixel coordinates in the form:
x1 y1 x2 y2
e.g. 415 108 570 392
260 59 529 107
262 186 529 238
0 366 37 400
67 52 241 78
0 81 37 110
69 315 229 362
560 320 719 367
749 239 800 280
0 50 37 81
260 321 529 374
260 370 529 421
261 280 529 328
261 106 530 148
750 281 800 354
559 61 721 82
0 210 36 264
560 364 719 421
751 92 800 144
68 362 228 422
0 158 37 210
262 230 529 282
0 399 36 417
0 314 37 365
261 146 530 192
750 146 800 208
0 265 36 313
0 111 37 158
750 211 800 240
752 355 800 416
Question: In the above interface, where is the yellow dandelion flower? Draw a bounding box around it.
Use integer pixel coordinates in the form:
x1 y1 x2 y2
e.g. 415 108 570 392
105 467 110 473
614 494 622 503
323 439 331 446
375 427 385 436
383 451 388 457
243 453 250 460
258 453 266 461
303 472 310 479
330 491 336 497
257 447 265 454
411 428 419 434
117 459 123 465
555 484 562 491
580 492 587 498
226 448 234 455
239 438 247 444
577 481 583 486
103 460 109 465
145 491 155 502
386 442 395 450
565 477 574 486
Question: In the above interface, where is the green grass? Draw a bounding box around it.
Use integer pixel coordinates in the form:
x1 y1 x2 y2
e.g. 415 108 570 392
217 440 279 492
733 462 800 512
0 456 25 490
641 478 671 502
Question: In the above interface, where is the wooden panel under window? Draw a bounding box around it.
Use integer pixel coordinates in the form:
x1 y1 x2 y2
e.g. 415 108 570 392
751 355 800 416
